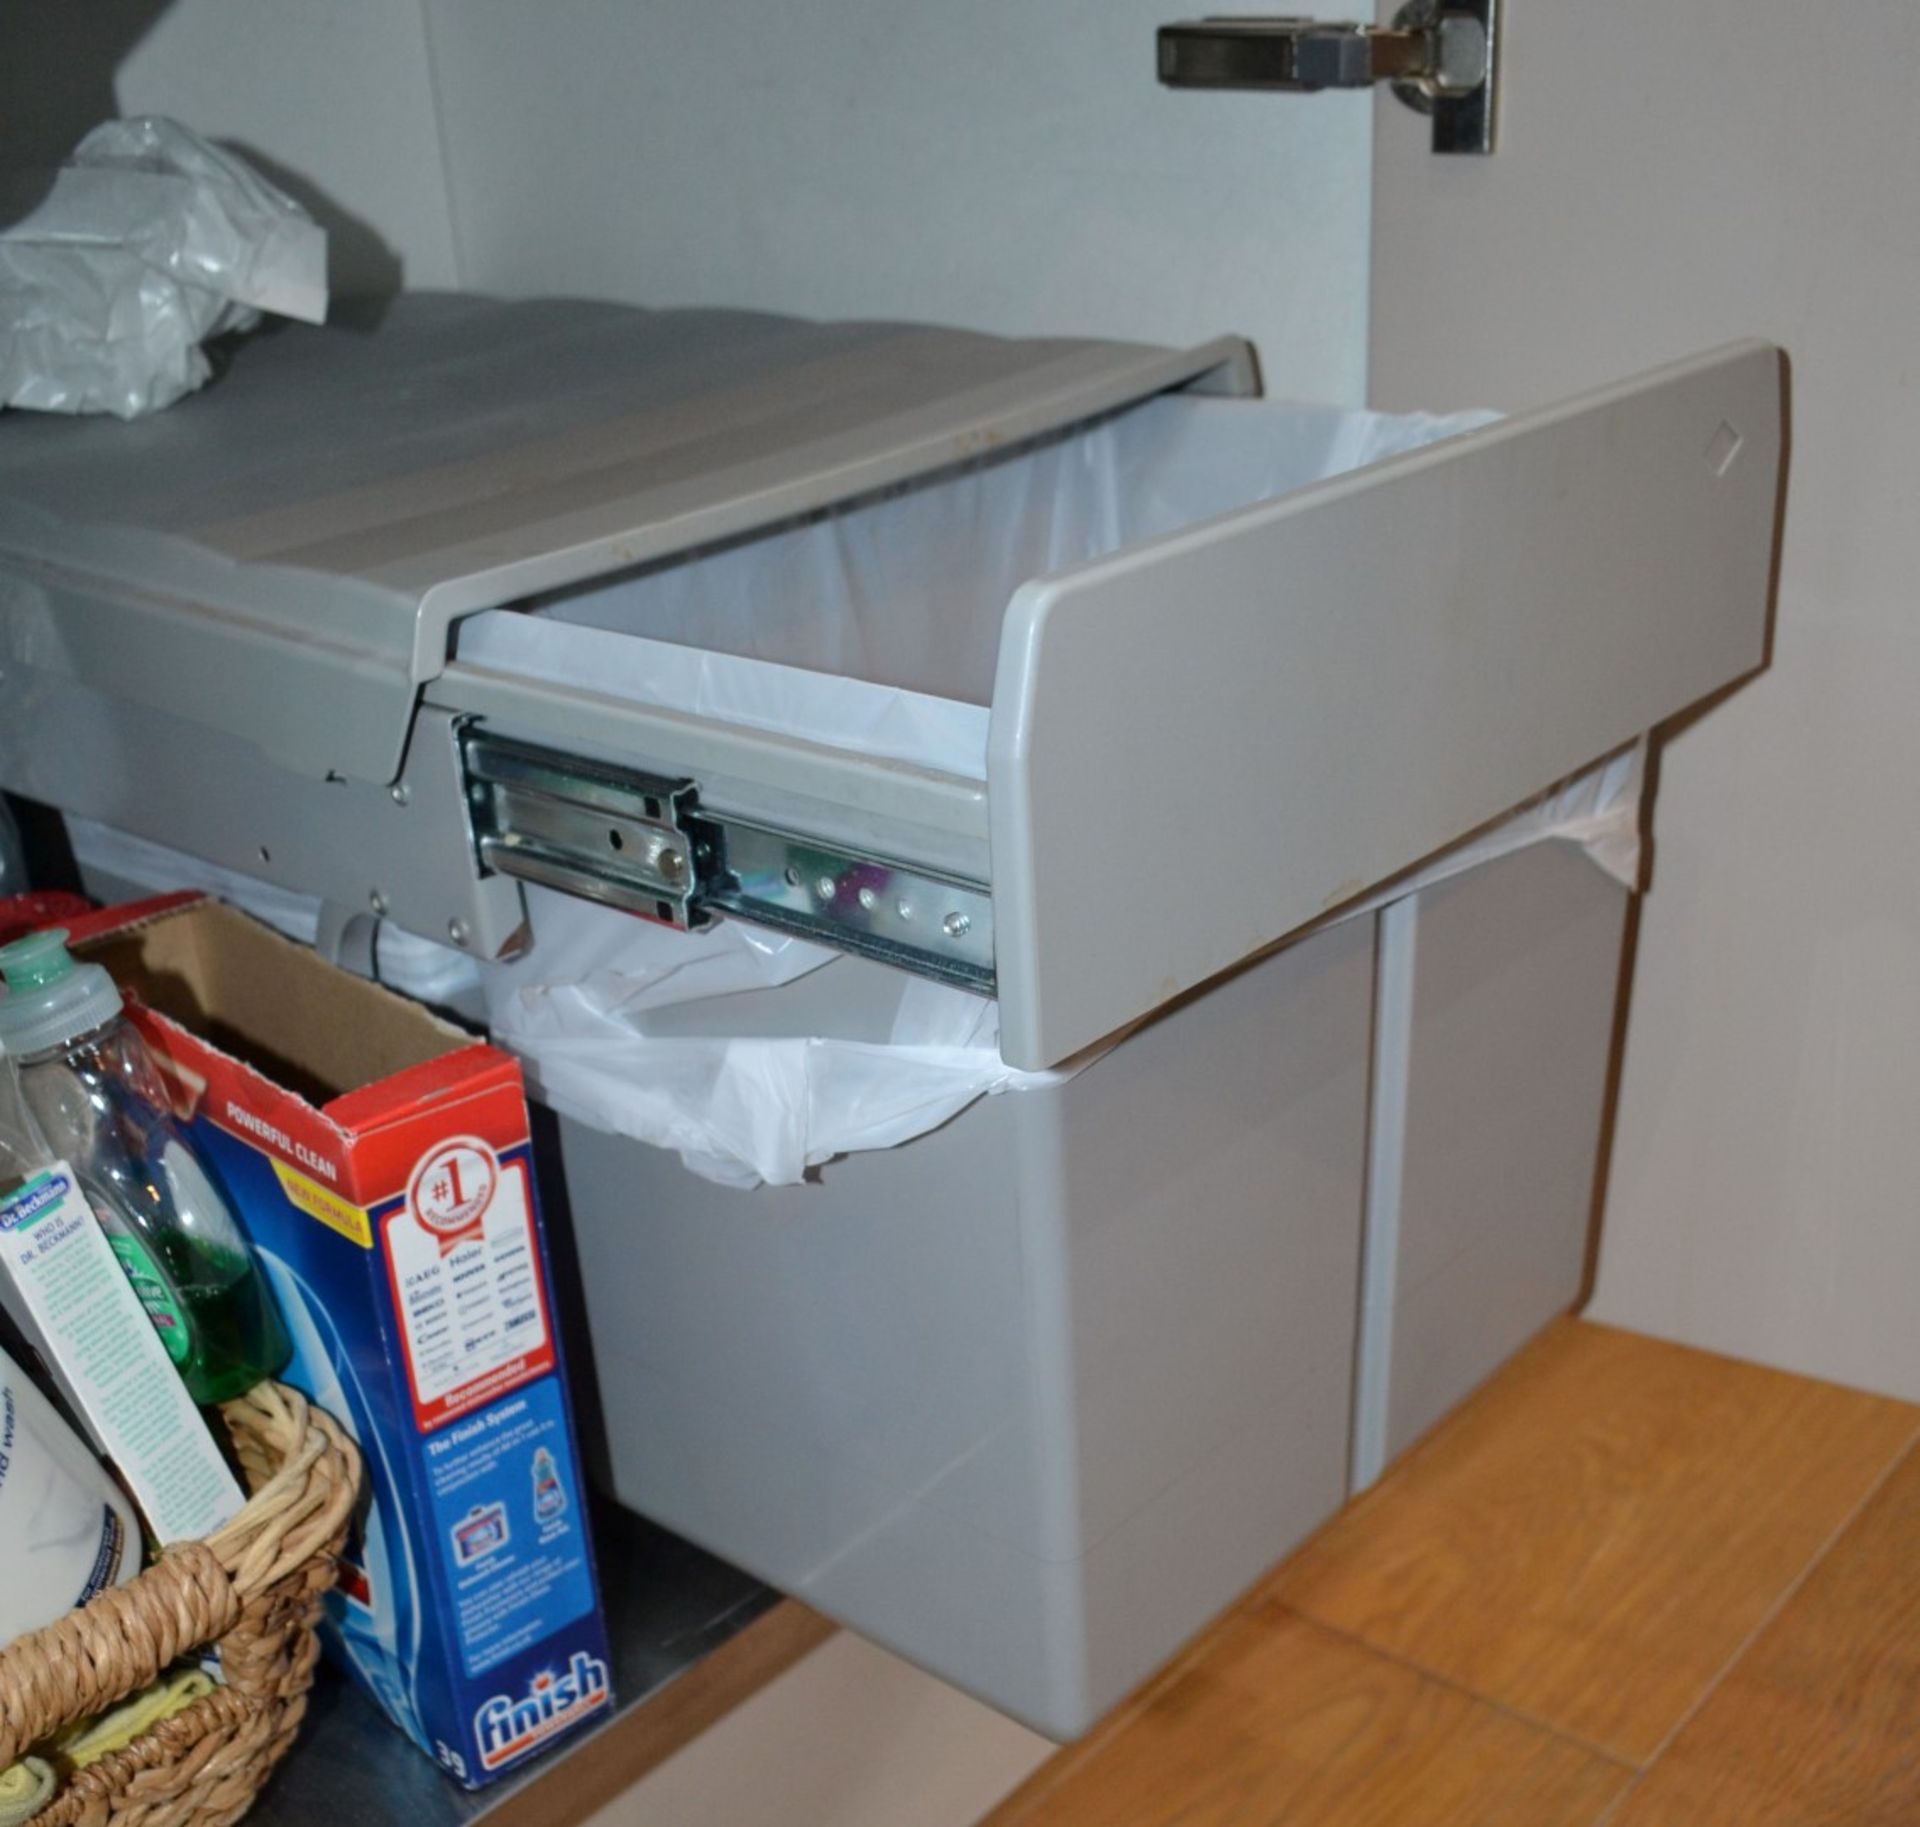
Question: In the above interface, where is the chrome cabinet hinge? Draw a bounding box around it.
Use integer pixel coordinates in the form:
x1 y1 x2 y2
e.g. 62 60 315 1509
1158 0 1501 154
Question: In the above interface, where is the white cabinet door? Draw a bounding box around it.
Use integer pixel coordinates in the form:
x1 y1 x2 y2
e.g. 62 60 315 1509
1368 2 1920 1397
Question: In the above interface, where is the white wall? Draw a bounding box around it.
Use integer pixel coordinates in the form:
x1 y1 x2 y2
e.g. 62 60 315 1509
112 0 461 294
1372 0 1920 1400
419 0 1371 402
27 0 1372 398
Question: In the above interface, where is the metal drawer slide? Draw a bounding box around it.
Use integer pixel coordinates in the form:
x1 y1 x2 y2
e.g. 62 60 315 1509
462 731 995 992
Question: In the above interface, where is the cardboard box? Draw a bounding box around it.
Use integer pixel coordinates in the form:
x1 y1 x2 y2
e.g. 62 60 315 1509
67 895 611 1787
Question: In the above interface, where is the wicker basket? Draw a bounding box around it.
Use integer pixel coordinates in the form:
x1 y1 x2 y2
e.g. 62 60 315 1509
0 1383 361 1827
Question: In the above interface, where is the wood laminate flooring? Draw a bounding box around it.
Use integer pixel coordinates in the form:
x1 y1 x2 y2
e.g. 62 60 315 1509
985 1320 1920 1826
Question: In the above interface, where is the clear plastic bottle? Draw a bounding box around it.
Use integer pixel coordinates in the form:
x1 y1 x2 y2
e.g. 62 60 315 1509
0 929 289 1405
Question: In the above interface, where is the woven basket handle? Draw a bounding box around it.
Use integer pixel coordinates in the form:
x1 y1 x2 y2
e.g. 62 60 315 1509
206 1385 362 1597
0 1541 239 1768
0 1385 360 1772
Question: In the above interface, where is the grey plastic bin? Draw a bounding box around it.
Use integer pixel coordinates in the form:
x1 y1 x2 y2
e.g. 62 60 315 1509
545 837 1628 1738
556 920 1374 1738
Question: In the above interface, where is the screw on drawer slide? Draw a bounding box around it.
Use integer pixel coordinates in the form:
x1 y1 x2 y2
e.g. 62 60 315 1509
460 730 995 993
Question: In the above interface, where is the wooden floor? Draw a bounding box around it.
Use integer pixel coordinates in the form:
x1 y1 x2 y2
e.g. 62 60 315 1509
984 1319 1920 1826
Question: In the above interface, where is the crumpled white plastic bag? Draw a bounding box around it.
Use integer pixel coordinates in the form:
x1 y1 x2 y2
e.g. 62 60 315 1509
0 117 327 420
476 889 1062 1189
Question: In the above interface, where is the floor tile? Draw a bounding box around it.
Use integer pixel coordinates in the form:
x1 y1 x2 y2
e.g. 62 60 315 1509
1269 1321 1918 1761
1610 1441 1920 1825
986 1607 1628 1827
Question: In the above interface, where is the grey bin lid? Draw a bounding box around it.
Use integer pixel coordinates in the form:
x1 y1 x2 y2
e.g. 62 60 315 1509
0 293 1253 783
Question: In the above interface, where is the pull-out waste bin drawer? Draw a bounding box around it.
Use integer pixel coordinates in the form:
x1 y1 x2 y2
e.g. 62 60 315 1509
0 297 1778 1070
439 335 1779 1073
0 296 1785 1738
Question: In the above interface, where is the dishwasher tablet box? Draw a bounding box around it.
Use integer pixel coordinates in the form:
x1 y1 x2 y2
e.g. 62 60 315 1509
62 894 611 1788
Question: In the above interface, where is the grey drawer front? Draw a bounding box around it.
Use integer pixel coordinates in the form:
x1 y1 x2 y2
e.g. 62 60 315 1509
987 341 1783 1068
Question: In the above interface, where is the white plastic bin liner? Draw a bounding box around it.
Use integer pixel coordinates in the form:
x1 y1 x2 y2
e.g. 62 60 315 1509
460 394 1502 735
459 617 993 780
477 893 1058 1187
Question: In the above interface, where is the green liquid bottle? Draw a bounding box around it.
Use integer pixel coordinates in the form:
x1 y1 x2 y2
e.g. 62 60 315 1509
0 930 289 1405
